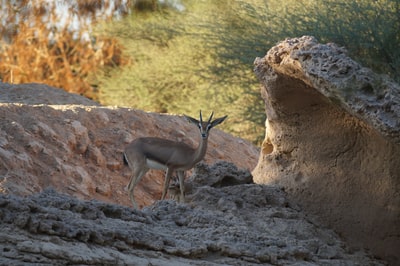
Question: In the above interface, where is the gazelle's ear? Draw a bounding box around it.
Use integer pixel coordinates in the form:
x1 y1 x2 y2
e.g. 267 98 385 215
184 115 199 125
210 115 227 128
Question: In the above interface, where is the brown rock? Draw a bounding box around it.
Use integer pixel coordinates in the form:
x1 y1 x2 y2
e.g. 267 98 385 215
0 82 259 209
253 36 400 265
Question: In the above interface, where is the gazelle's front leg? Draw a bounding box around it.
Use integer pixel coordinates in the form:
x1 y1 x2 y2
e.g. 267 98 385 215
161 168 173 200
177 170 185 203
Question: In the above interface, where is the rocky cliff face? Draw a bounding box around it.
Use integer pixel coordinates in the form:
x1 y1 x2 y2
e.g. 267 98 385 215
0 36 396 265
0 83 258 208
253 36 400 265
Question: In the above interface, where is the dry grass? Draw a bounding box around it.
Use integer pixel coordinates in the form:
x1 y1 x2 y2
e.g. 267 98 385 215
0 1 129 99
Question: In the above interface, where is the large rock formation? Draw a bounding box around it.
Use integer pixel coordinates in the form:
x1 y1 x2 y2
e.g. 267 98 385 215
0 162 384 265
253 36 400 265
0 82 258 208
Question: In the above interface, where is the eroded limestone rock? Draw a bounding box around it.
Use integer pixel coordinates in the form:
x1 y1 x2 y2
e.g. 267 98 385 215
253 36 400 265
0 162 384 265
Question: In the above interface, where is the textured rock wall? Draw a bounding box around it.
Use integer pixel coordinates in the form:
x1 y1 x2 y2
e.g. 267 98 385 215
0 83 259 208
252 36 400 265
0 162 384 265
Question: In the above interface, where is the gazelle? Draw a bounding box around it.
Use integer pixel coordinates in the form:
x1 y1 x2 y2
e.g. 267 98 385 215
123 111 227 208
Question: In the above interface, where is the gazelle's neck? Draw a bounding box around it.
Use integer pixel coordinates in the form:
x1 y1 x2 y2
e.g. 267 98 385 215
192 136 208 165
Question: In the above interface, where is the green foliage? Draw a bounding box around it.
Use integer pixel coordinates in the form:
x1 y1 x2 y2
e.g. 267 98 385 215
93 0 266 143
93 0 400 144
210 0 400 81
259 0 400 79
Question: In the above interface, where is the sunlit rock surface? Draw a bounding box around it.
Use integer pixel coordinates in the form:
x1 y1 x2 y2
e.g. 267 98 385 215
0 82 258 208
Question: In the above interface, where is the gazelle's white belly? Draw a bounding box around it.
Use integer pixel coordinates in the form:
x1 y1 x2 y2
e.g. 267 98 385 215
146 159 168 170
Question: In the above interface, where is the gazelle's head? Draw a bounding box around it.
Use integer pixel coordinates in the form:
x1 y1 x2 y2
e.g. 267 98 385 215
185 111 228 139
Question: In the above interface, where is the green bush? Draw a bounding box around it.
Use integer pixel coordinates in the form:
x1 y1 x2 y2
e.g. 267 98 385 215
260 0 400 79
93 1 266 143
93 0 400 144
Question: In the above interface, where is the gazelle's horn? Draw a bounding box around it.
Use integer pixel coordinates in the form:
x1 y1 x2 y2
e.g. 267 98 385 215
199 110 203 123
208 111 214 124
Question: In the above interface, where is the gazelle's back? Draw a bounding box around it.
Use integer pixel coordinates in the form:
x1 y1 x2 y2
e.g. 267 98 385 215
125 137 195 168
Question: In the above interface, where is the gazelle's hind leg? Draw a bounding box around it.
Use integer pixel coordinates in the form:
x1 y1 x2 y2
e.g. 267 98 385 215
125 154 148 209
128 168 148 209
161 168 174 200
177 170 185 203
